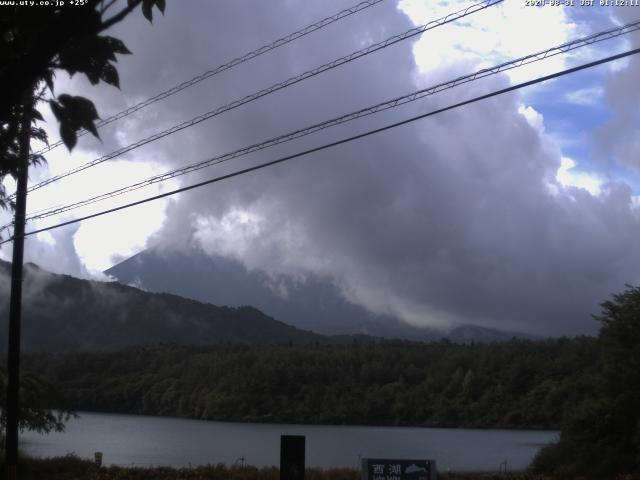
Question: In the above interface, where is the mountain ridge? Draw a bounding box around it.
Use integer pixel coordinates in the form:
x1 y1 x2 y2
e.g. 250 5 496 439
105 246 536 343
0 259 329 352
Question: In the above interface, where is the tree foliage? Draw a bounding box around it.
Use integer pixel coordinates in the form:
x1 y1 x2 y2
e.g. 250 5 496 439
0 0 166 207
0 0 166 438
532 285 640 479
0 367 74 437
23 337 599 429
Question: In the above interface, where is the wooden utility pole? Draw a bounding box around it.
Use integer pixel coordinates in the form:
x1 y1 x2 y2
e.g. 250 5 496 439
5 93 32 480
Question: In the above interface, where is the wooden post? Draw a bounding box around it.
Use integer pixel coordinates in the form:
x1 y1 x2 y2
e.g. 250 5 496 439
5 93 32 480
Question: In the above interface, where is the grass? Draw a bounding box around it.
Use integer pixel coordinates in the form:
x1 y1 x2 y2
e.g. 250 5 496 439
1 456 636 480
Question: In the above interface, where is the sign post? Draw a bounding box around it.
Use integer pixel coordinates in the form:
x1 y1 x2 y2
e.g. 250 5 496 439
280 435 305 480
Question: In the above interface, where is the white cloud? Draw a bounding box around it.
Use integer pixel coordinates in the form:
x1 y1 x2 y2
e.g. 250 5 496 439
519 104 545 134
565 86 604 106
556 157 604 196
194 209 264 261
399 0 577 83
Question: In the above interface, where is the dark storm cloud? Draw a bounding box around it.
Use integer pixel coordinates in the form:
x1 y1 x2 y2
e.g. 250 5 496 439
29 1 640 336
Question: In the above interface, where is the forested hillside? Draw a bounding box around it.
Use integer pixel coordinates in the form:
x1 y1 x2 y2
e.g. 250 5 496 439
0 261 324 351
24 337 598 429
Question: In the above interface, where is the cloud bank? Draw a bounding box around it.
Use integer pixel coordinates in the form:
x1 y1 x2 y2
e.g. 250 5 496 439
5 0 639 336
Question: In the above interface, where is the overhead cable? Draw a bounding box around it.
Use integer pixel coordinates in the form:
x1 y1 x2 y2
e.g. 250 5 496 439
33 0 388 156
18 0 503 198
14 20 640 225
2 46 637 246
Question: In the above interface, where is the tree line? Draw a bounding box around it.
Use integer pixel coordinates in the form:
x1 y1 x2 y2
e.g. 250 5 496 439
23 336 598 430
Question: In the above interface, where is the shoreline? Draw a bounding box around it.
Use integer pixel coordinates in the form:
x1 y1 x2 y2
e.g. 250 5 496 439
62 409 563 432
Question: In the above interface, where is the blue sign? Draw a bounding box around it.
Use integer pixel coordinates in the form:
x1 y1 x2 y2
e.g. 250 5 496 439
362 458 436 480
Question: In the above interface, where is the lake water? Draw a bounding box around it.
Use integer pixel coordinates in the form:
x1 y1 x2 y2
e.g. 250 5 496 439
21 412 558 472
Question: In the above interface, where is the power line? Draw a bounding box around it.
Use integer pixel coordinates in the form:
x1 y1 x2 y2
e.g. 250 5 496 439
12 20 639 224
3 46 637 246
17 0 503 198
33 0 387 156
14 20 640 226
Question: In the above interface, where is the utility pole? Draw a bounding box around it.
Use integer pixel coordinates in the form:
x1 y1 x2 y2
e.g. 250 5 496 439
5 92 32 480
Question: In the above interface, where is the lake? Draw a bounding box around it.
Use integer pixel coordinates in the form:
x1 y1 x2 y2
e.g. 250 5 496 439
21 412 558 472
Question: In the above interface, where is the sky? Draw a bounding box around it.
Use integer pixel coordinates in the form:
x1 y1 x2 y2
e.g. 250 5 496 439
2 0 640 336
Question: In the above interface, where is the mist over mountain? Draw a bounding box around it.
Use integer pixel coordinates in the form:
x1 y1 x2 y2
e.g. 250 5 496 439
0 260 324 352
105 247 534 343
